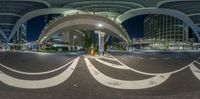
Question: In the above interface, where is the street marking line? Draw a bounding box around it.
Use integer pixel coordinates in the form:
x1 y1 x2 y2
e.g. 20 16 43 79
95 58 130 70
163 57 171 60
0 58 77 75
107 54 193 76
100 56 117 61
190 62 200 80
0 57 80 89
135 57 144 59
149 58 157 60
85 58 171 90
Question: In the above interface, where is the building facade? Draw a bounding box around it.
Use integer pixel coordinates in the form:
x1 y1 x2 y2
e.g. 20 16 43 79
144 14 189 42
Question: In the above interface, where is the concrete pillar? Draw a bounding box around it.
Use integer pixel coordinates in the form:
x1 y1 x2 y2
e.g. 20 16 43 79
61 32 69 42
16 28 19 43
98 31 105 56
183 23 189 42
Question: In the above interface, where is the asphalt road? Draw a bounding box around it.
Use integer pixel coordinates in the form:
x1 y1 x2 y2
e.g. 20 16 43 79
111 52 200 73
0 51 200 99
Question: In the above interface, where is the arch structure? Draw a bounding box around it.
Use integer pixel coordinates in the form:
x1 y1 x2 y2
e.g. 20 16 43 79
157 0 200 40
7 8 82 42
8 8 130 43
37 14 131 44
63 1 145 14
117 7 200 41
0 0 50 43
0 28 7 41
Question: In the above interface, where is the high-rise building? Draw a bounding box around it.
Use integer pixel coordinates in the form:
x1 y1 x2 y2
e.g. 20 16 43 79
144 15 189 42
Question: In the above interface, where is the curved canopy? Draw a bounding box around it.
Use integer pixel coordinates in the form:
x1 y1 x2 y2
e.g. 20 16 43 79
37 14 131 43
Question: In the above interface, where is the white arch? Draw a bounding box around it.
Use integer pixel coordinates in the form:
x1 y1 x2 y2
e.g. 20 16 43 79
1 0 51 7
7 8 73 42
0 23 14 26
0 28 7 41
63 1 145 8
75 4 133 10
188 13 200 17
37 14 130 43
117 7 200 41
157 0 199 8
8 8 130 43
0 13 21 17
3 30 12 32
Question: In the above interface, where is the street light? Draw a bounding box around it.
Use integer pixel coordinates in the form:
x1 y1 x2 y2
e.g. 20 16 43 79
73 35 77 50
97 23 103 28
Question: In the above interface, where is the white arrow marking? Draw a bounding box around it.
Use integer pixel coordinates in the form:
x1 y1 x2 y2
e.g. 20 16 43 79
85 58 171 90
0 57 79 89
190 61 200 80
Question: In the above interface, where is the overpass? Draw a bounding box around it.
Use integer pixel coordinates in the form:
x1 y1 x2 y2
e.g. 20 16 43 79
0 0 200 44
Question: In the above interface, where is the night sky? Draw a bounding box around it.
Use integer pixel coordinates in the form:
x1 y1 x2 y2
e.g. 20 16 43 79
27 16 46 42
121 15 148 39
26 15 148 42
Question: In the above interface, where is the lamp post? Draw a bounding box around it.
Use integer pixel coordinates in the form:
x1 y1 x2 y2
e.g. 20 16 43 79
97 23 105 56
73 35 77 50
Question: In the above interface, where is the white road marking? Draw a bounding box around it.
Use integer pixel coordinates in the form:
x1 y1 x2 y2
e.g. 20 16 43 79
85 58 171 90
95 58 129 70
190 62 200 80
149 58 157 60
17 51 54 55
0 57 80 89
102 54 193 76
100 56 117 61
0 58 76 75
135 57 144 59
163 57 171 60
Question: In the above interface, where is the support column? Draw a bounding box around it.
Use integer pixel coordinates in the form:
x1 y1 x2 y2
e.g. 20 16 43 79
16 28 19 43
98 31 105 56
183 23 189 42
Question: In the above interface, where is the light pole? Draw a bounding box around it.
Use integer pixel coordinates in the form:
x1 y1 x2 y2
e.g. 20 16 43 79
97 23 105 56
73 35 77 50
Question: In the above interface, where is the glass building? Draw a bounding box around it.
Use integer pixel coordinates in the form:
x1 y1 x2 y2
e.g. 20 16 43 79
144 14 189 42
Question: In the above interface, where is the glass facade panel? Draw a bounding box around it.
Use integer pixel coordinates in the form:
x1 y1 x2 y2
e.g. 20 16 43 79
144 15 188 42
